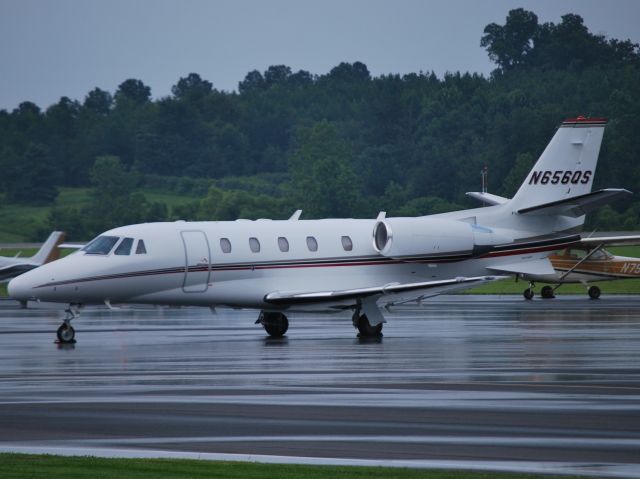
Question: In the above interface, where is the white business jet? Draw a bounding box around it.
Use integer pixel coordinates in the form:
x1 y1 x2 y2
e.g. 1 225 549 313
8 117 630 342
0 231 65 282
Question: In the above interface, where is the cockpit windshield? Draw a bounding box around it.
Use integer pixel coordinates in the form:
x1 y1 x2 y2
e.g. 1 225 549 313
82 236 120 255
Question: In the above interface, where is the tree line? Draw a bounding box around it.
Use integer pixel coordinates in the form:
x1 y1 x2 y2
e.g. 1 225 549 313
0 8 639 239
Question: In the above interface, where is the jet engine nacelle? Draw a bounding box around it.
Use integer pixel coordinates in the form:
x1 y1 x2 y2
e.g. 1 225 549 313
372 217 475 259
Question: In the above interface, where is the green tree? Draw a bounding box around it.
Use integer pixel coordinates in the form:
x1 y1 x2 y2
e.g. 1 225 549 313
238 70 265 94
289 122 361 218
481 8 538 71
171 73 213 100
502 152 535 197
4 143 58 204
83 88 113 114
85 155 143 234
115 79 151 107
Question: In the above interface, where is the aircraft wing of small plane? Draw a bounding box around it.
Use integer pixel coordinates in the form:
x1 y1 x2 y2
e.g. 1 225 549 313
264 276 501 305
517 188 632 217
578 234 640 247
58 243 85 249
487 257 556 276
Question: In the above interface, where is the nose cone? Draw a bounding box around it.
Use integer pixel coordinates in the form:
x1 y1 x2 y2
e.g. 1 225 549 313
8 272 35 300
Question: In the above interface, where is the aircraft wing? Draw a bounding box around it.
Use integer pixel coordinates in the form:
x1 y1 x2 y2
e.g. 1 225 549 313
465 191 509 206
264 276 502 305
579 234 640 247
517 188 632 217
0 263 34 282
59 243 85 249
487 257 556 276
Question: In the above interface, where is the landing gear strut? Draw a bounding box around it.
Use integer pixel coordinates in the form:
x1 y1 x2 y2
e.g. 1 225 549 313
256 311 289 338
56 304 80 343
523 282 535 300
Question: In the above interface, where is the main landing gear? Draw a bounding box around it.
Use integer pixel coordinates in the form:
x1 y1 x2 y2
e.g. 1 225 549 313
350 300 385 338
522 283 602 300
540 285 555 299
523 282 535 300
352 311 383 338
523 283 556 299
588 285 601 300
56 304 80 344
256 311 289 338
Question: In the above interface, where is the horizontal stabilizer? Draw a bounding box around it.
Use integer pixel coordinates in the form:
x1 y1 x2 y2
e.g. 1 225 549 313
488 257 556 276
264 276 501 305
517 189 632 217
465 191 509 206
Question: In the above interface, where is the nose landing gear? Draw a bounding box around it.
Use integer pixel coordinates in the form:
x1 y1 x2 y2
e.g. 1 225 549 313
56 304 81 344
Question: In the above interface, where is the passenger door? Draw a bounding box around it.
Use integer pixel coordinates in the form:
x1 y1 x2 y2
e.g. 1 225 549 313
181 231 211 293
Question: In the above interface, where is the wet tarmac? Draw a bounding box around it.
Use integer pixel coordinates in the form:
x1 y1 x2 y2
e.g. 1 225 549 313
1 295 640 478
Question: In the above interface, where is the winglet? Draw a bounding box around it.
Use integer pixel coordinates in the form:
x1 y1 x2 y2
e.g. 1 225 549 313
289 210 302 221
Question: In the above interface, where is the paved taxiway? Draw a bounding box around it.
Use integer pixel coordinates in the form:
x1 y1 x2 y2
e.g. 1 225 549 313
0 295 639 478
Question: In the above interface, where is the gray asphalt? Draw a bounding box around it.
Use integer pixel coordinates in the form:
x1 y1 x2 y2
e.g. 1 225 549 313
1 295 640 478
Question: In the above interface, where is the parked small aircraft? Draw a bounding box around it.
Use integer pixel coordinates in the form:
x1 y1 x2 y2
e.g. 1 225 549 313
518 235 640 299
8 117 631 342
0 231 65 282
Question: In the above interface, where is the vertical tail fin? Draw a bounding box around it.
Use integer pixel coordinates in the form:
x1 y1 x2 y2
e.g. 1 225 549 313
30 231 65 265
509 117 607 212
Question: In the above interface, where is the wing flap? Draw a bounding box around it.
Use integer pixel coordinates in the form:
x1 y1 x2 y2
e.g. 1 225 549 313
264 276 502 305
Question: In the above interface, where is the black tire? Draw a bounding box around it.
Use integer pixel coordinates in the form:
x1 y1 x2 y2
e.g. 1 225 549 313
356 314 383 338
588 285 601 300
261 312 289 337
540 285 555 299
56 323 75 343
523 288 534 300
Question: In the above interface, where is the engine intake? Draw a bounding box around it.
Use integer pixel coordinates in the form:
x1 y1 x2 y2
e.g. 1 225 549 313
372 217 475 259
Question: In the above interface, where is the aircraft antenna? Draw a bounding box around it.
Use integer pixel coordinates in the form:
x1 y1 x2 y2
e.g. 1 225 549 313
481 165 488 194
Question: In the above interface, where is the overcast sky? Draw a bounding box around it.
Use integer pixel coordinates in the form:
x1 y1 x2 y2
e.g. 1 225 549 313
0 0 638 111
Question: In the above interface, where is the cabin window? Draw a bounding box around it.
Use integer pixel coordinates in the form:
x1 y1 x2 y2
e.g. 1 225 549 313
568 248 588 259
220 238 232 253
341 235 353 251
135 240 147 254
278 237 289 252
306 236 318 252
83 236 119 255
114 237 134 255
249 237 261 253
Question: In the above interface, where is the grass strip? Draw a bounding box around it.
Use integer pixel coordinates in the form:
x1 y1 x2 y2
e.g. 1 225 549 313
0 453 581 479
